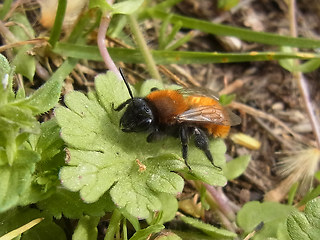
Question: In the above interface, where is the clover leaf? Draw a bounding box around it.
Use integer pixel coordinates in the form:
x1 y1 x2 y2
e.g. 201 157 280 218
56 71 228 219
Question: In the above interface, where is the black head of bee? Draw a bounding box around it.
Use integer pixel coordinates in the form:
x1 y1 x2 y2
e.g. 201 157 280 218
114 68 155 132
119 98 154 132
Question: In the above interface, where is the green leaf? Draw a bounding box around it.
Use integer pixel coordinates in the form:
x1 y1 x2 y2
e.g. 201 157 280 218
11 45 36 82
314 170 320 181
237 201 296 240
57 72 227 219
218 0 239 11
89 0 112 12
0 149 40 212
130 224 165 240
54 43 320 64
223 155 251 180
9 13 36 81
298 59 320 73
0 104 38 132
35 119 64 161
219 94 236 106
0 0 13 19
154 232 182 240
13 57 78 115
287 198 320 240
180 216 237 239
37 188 115 219
72 215 100 240
144 9 320 49
173 230 224 240
137 79 165 96
148 193 178 225
112 0 144 15
0 207 66 240
279 47 296 72
0 53 14 104
9 13 35 41
18 119 65 206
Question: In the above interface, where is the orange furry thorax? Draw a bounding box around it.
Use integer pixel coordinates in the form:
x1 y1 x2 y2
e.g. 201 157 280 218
146 90 230 138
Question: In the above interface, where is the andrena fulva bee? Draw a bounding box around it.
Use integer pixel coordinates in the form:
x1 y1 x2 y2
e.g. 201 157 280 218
114 69 241 170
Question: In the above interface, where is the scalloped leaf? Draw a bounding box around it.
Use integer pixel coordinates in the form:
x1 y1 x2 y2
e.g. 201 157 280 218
37 188 115 219
56 71 228 219
287 198 320 240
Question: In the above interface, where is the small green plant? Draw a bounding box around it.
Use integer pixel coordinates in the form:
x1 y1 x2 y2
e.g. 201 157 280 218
56 71 228 219
1 0 320 239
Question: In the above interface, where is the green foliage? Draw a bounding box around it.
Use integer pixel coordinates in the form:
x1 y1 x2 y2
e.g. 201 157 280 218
287 198 320 240
56 71 228 219
219 94 236 106
223 155 251 180
218 0 239 11
3 0 320 239
154 232 182 240
0 53 76 213
0 207 66 240
89 0 144 15
180 216 237 239
72 215 100 240
130 224 165 240
237 201 297 240
9 13 36 81
37 189 115 219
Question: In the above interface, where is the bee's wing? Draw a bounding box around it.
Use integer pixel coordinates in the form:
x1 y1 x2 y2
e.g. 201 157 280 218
175 105 241 126
177 87 220 101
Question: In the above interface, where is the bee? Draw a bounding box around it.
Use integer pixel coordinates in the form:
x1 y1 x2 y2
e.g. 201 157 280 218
114 70 241 170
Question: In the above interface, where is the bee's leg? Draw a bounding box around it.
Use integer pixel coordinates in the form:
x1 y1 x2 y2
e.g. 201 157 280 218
193 127 222 171
113 99 132 111
150 87 159 92
180 125 191 170
147 128 165 142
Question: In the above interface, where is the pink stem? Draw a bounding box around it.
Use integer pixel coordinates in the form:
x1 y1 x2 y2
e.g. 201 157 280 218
97 1 122 80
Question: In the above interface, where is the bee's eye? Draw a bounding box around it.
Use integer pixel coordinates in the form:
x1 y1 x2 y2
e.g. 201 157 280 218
144 107 150 113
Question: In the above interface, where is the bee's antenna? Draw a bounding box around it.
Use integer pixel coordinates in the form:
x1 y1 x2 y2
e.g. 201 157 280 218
119 67 134 100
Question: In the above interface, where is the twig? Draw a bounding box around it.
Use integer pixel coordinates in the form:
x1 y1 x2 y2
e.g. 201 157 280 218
158 65 188 87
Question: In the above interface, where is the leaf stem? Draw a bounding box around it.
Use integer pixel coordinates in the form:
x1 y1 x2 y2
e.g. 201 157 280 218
128 14 161 80
104 209 122 240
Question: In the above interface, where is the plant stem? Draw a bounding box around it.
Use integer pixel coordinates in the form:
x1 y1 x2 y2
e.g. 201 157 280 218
204 184 236 222
289 0 320 148
104 209 122 240
97 15 122 80
97 0 122 80
128 14 161 80
48 0 67 47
